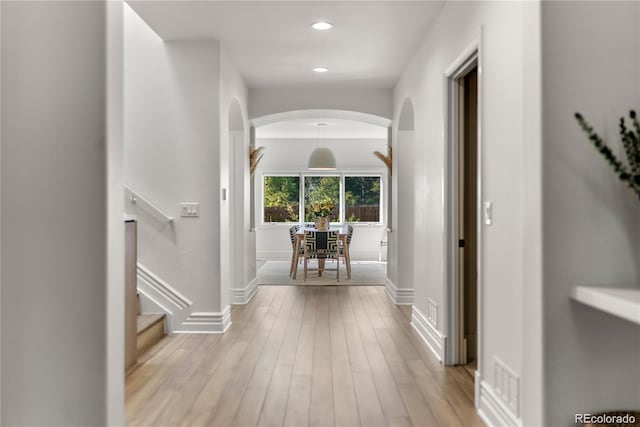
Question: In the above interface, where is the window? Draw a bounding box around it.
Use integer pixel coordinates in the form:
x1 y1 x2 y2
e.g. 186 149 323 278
344 176 381 222
304 176 340 221
263 176 300 222
262 173 383 224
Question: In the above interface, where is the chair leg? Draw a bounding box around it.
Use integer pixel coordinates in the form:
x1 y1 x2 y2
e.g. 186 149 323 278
292 253 299 279
304 257 308 281
290 251 296 277
336 257 340 282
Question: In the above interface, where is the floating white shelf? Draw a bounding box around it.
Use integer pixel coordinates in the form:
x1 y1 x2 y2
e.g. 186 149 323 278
571 286 640 325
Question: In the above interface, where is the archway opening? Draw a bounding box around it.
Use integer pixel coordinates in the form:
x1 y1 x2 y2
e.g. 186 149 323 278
251 109 391 284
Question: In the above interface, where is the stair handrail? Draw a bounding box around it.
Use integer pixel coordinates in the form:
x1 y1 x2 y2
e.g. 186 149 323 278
125 185 174 224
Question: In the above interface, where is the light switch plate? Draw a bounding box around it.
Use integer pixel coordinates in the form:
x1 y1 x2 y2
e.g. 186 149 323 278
483 201 492 225
180 202 200 217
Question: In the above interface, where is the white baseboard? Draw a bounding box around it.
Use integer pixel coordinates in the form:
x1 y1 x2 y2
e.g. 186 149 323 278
410 305 445 362
178 306 232 334
475 370 482 410
232 278 258 305
138 264 234 334
477 379 522 427
384 277 414 305
137 263 193 310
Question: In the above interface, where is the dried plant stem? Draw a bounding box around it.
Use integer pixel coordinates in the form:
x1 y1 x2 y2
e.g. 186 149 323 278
249 146 265 176
373 145 392 176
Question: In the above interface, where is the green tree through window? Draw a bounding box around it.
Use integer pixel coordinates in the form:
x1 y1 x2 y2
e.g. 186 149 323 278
304 176 340 221
263 176 299 222
345 176 381 222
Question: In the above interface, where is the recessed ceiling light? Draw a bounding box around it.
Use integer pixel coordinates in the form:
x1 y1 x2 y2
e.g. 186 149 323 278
311 21 333 30
313 67 329 73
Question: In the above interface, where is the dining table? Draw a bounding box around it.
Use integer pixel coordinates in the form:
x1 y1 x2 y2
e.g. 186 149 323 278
292 226 351 280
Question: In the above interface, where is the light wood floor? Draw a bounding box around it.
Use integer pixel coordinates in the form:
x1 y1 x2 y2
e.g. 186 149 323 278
126 286 485 427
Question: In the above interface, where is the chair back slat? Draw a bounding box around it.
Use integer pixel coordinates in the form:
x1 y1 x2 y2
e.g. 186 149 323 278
288 225 299 246
304 231 339 259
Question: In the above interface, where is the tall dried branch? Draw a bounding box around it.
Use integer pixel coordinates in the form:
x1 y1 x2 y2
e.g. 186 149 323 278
373 145 392 176
249 146 265 176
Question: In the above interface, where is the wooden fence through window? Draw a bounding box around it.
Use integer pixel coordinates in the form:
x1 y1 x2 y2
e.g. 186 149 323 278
264 205 379 222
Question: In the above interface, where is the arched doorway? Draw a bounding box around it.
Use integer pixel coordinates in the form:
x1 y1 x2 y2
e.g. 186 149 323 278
250 109 392 282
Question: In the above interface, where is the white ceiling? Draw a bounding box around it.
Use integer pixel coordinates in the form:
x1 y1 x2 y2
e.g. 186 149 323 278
257 117 388 139
126 0 444 89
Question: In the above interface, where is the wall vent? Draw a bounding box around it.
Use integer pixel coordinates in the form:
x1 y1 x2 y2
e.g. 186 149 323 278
494 357 520 417
427 298 438 328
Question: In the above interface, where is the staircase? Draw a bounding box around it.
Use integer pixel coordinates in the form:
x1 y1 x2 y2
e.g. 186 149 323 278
126 219 167 373
135 293 166 358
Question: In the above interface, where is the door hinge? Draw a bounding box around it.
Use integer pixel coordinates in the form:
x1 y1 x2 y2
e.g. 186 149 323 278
459 239 465 248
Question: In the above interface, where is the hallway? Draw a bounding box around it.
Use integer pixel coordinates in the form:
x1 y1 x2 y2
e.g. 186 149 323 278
126 286 484 426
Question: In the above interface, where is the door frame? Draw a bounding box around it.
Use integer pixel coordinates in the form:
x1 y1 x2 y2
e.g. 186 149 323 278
443 33 484 389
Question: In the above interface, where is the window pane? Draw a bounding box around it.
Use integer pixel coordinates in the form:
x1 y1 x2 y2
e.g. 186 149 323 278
304 176 340 221
344 176 381 222
263 176 300 222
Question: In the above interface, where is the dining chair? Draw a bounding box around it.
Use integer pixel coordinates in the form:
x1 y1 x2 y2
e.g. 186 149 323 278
338 225 353 279
338 224 354 262
288 224 303 277
303 230 340 282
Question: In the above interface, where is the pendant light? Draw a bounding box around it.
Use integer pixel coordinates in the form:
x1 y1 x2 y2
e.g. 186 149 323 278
308 122 337 170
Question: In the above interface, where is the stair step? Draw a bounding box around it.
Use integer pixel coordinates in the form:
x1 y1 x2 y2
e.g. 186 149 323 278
136 313 166 358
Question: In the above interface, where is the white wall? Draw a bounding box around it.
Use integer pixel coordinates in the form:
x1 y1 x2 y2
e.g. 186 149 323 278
250 88 393 121
393 2 538 424
541 2 640 425
255 137 387 261
124 5 225 331
0 2 4 420
386 98 417 298
106 0 125 424
521 2 543 424
1 1 110 424
219 45 253 305
394 128 416 292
